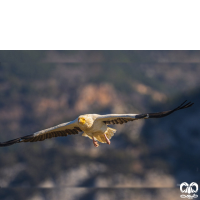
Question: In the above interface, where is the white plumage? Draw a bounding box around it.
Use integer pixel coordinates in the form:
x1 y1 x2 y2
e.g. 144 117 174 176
0 100 193 147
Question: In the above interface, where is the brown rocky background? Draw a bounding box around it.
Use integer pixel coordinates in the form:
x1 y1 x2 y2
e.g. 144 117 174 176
0 51 199 200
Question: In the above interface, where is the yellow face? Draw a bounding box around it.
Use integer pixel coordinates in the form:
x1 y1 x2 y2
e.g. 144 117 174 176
78 117 86 125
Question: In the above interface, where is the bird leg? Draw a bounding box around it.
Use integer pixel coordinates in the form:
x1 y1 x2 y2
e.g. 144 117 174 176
93 137 99 147
104 133 111 145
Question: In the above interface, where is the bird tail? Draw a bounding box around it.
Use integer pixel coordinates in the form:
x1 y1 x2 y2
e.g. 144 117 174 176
106 127 116 139
95 128 116 143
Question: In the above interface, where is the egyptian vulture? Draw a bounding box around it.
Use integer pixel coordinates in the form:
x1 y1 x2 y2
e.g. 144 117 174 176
0 100 193 147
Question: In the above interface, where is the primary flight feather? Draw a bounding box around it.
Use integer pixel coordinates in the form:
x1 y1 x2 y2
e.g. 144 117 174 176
0 100 193 147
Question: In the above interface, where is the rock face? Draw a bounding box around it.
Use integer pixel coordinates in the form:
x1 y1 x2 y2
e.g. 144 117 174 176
0 51 199 200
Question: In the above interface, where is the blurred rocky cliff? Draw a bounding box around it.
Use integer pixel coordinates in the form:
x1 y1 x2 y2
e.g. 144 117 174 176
0 51 200 200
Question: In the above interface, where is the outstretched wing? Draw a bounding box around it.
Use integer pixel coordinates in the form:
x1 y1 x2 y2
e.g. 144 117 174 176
142 100 193 118
96 100 193 125
95 113 139 125
0 119 82 147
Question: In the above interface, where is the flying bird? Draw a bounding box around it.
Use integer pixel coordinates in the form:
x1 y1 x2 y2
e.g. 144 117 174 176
0 100 193 147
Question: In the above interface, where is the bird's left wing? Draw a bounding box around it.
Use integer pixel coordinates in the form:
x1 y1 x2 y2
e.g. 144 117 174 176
95 113 142 125
95 100 193 125
0 119 82 147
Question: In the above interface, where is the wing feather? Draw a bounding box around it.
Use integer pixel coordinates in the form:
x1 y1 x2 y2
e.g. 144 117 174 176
95 100 193 125
95 114 138 125
0 119 82 147
0 101 194 147
134 100 193 119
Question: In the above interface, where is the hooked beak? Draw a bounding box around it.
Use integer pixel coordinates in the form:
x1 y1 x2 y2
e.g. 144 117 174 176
78 117 86 125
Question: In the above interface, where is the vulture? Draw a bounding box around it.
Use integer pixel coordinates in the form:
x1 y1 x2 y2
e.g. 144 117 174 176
0 100 193 147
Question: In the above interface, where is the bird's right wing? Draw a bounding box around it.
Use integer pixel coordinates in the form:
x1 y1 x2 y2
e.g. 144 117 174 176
0 119 82 147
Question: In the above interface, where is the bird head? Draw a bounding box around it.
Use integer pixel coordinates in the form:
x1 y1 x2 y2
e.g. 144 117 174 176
78 117 86 125
78 115 93 128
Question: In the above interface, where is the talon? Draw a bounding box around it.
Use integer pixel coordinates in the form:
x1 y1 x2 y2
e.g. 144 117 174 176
104 133 111 145
93 137 99 147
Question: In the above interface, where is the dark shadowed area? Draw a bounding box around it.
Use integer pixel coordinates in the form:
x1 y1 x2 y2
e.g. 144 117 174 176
0 50 199 200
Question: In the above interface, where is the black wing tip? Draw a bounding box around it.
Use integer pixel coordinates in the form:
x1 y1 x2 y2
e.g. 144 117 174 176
0 134 36 147
0 138 21 147
147 100 193 119
178 100 194 110
135 114 148 119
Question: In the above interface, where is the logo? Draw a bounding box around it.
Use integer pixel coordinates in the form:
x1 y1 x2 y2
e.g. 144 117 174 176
180 182 198 199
